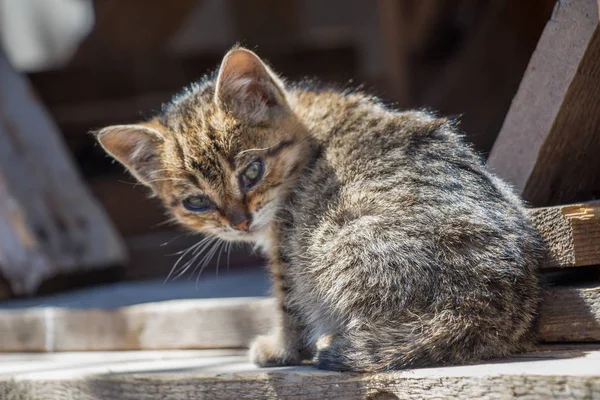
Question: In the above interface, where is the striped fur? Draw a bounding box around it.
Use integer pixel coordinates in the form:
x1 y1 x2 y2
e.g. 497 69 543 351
96 47 543 372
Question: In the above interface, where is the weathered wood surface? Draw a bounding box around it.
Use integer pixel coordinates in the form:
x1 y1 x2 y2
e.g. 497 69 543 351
527 202 600 268
0 276 598 352
0 297 274 352
540 284 600 342
488 0 600 206
0 51 127 296
0 346 599 400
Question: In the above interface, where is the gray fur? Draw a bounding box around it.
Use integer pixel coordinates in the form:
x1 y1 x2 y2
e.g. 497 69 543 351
96 48 543 372
281 90 542 371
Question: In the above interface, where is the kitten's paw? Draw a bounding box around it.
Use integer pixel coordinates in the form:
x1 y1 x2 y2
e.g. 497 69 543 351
249 334 301 367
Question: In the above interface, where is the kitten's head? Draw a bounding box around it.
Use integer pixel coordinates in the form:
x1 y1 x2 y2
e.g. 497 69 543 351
96 47 310 244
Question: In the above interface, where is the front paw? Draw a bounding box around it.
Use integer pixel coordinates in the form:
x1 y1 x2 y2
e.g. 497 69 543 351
249 334 301 367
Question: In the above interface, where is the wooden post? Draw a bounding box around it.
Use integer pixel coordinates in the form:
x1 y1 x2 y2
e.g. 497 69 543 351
0 52 127 296
488 0 600 206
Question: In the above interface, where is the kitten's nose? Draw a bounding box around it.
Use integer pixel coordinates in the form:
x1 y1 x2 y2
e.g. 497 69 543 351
230 211 251 231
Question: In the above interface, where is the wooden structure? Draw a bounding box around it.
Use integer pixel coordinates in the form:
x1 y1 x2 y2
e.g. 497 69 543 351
0 51 127 298
1 346 599 399
489 0 600 207
0 285 598 353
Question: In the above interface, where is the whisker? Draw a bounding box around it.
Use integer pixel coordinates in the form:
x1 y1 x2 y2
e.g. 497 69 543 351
182 248 208 281
195 239 223 287
174 237 218 281
159 232 187 247
144 177 190 185
226 242 232 272
151 168 188 175
168 235 212 256
117 180 139 186
236 143 279 156
165 235 217 282
214 240 225 278
153 218 179 229
186 237 220 277
164 239 207 283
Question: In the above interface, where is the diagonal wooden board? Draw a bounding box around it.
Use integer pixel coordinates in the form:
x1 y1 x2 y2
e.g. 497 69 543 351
488 0 600 207
0 51 126 297
0 346 599 399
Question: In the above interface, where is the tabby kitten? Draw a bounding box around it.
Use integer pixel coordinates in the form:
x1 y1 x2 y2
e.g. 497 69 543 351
96 46 543 372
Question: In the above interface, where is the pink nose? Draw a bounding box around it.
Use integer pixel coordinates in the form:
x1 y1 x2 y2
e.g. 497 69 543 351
233 218 250 231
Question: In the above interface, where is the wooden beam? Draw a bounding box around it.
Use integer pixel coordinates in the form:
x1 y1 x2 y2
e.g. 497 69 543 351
0 280 598 352
488 0 600 206
526 202 600 268
0 51 127 296
540 284 600 342
0 346 599 399
0 296 274 352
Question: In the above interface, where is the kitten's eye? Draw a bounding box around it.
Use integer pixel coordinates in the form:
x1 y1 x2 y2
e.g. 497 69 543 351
241 160 264 189
182 196 213 212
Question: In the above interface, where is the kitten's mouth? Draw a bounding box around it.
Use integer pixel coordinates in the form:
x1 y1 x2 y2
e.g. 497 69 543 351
218 203 277 242
216 222 267 243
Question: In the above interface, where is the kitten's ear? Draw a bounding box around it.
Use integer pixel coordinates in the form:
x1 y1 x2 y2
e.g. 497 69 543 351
95 123 164 186
215 47 289 121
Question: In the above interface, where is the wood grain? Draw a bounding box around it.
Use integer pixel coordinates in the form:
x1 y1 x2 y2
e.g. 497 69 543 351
522 23 600 206
0 51 126 296
0 347 599 399
527 202 600 268
0 283 598 352
540 284 600 342
488 0 600 206
0 297 274 352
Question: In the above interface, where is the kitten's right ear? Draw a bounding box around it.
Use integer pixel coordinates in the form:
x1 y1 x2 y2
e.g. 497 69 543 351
215 47 289 122
95 124 164 186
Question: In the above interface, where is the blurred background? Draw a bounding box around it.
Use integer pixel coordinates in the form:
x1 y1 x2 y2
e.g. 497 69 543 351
0 0 557 298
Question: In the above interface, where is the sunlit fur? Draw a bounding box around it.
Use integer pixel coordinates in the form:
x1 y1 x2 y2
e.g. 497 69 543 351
97 47 543 372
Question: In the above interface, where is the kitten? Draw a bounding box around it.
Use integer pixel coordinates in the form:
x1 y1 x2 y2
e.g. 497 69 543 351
96 46 543 372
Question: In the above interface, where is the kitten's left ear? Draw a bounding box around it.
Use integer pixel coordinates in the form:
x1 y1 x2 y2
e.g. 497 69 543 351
95 123 164 187
215 47 289 121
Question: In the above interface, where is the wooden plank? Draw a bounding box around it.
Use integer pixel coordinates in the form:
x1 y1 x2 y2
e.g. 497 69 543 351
0 51 127 296
0 297 274 353
0 277 598 352
488 0 600 206
526 202 600 268
0 346 599 399
540 284 600 342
